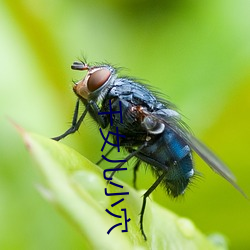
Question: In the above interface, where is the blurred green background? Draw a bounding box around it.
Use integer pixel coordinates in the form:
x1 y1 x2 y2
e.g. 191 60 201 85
1 0 250 249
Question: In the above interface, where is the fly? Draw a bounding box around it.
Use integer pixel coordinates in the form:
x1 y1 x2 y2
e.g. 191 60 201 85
52 60 247 240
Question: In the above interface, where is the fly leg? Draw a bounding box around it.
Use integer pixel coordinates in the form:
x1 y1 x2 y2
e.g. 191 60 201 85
140 172 167 240
132 160 141 189
52 99 88 141
107 143 146 182
96 147 115 165
52 99 107 141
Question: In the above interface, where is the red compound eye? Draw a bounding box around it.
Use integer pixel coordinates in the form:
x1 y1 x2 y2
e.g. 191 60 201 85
87 68 111 92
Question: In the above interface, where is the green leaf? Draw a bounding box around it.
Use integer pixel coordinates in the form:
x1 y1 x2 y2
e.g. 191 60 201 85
19 127 227 250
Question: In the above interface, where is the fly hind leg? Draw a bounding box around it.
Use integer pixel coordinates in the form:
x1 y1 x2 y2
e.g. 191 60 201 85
140 172 167 240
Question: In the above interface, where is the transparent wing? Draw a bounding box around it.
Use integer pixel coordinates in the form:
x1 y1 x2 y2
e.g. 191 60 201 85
148 110 247 198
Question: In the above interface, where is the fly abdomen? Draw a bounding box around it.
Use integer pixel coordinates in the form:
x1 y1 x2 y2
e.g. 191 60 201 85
138 128 194 197
163 129 194 196
166 129 191 161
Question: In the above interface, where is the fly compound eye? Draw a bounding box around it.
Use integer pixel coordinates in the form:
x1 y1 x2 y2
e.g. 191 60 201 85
87 68 111 92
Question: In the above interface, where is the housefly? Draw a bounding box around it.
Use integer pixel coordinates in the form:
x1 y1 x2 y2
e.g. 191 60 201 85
52 60 246 240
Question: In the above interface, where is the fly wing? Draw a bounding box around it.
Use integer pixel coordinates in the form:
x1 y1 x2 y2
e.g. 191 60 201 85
149 110 247 198
170 122 247 198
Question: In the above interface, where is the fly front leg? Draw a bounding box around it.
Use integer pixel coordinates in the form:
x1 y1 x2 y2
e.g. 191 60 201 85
52 98 108 141
52 99 89 141
88 100 108 128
